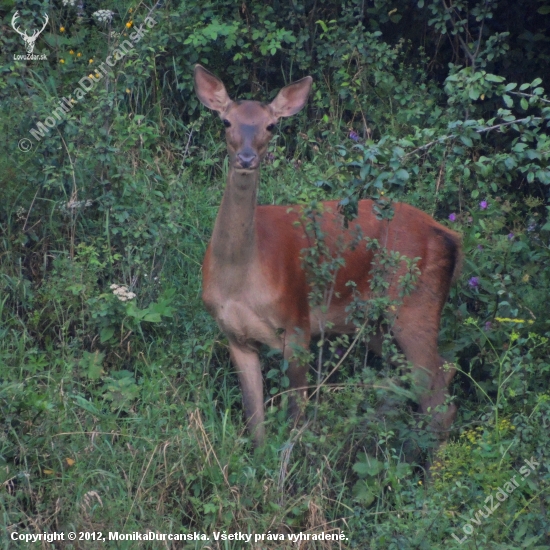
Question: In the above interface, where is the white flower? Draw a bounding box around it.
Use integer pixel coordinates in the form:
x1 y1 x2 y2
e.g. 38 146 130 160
66 199 92 209
93 10 114 24
110 284 136 301
62 0 76 6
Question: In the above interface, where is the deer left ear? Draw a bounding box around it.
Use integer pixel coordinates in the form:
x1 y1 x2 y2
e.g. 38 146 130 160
194 65 232 114
270 76 313 118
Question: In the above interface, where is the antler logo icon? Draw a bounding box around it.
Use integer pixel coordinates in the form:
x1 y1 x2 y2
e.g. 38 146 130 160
11 11 49 54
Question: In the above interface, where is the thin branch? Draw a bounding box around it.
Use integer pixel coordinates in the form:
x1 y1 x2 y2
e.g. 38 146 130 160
477 116 542 133
404 117 543 158
509 91 550 105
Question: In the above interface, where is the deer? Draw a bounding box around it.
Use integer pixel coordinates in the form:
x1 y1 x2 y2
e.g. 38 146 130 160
11 11 49 55
194 64 461 448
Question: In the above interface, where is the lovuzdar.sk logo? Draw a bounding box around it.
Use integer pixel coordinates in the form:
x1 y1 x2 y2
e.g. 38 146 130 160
12 11 49 60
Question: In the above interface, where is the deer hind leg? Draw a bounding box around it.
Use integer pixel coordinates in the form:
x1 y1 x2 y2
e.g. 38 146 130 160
282 332 310 424
229 342 265 446
285 359 309 424
392 313 457 442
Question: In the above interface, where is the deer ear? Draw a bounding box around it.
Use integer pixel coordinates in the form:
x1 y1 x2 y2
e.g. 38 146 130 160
194 65 232 113
269 76 313 118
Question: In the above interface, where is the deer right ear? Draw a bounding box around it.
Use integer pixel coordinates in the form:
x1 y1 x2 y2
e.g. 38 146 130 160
194 65 231 114
269 76 313 118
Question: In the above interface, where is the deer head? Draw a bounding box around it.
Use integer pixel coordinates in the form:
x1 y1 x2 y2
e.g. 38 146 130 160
194 65 312 172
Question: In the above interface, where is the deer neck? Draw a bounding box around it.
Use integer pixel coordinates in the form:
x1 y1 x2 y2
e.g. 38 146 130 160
210 167 259 268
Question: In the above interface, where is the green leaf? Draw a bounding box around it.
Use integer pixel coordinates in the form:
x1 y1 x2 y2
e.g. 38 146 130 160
353 454 383 477
537 6 550 14
316 20 328 32
503 95 513 108
485 74 504 83
100 326 115 343
352 481 376 505
504 156 517 170
126 302 147 320
81 351 105 380
143 312 162 322
395 169 409 181
460 135 473 147
521 98 529 110
512 142 527 152
468 87 481 101
72 394 101 415
360 164 370 180
504 83 517 91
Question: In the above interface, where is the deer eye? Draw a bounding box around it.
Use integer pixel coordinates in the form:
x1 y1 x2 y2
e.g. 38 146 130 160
222 119 231 128
266 123 276 132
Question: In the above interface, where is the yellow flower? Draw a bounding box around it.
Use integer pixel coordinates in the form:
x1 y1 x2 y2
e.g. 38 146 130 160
77 52 82 57
89 74 94 78
69 50 74 55
60 26 65 32
129 8 133 12
89 59 94 64
495 317 534 324
60 59 65 63
126 21 133 28
126 88 131 93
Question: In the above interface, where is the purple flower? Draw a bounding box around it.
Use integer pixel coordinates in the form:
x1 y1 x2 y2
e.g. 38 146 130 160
349 130 360 142
479 200 488 210
265 152 275 163
477 244 483 250
449 213 457 222
527 221 536 232
468 276 479 289
484 321 492 331
508 232 514 240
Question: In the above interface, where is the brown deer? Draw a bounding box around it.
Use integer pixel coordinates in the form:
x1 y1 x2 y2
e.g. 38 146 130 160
194 65 461 446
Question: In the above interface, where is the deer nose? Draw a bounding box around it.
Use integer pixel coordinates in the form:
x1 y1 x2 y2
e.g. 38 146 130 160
237 152 257 169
